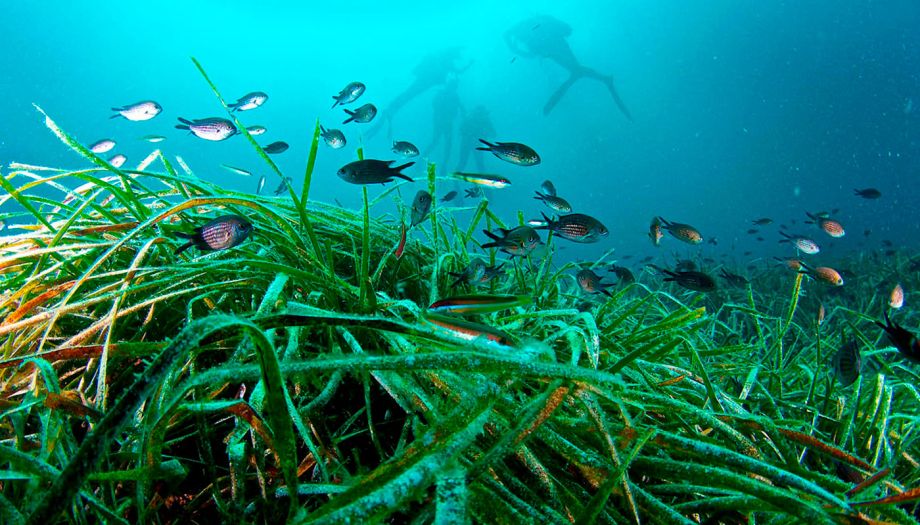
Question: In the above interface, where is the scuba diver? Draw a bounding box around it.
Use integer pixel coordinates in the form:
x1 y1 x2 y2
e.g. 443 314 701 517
366 47 473 140
455 104 495 173
425 77 464 168
504 15 633 120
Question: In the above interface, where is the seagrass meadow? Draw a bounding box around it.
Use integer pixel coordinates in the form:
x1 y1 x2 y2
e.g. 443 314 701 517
1 62 919 525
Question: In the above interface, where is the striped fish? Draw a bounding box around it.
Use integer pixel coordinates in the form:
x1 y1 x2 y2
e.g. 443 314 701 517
176 117 237 141
534 212 608 243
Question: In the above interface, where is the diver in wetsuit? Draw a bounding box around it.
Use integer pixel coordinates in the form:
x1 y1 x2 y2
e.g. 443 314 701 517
504 15 632 120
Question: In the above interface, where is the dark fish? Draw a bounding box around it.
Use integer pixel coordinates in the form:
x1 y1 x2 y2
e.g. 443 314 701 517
176 117 237 141
320 126 346 149
863 229 871 237
337 159 414 185
476 139 540 166
609 265 635 284
263 141 289 154
273 176 292 196
746 229 759 235
111 100 162 121
534 213 608 243
464 186 484 199
410 190 432 227
343 103 377 124
660 268 717 292
533 191 572 213
392 141 420 157
331 81 366 108
832 340 861 387
441 191 458 203
481 226 541 258
577 269 614 297
228 91 268 111
428 294 530 315
658 217 702 244
756 236 764 241
174 215 253 255
540 180 557 196
719 268 749 287
752 218 773 225
707 237 718 245
882 240 893 247
876 311 920 363
854 188 881 199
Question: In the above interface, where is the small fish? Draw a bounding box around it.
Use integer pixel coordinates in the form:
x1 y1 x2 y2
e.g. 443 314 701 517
228 91 268 112
454 172 511 189
719 268 749 287
448 259 487 288
395 222 407 259
174 215 253 255
658 217 702 244
221 164 251 176
746 229 759 235
410 190 432 227
649 217 663 247
392 141 420 158
332 81 366 108
533 191 572 213
832 340 861 387
111 100 162 121
774 257 804 271
440 191 458 203
428 294 530 315
246 125 267 136
890 283 905 309
751 217 773 225
854 188 881 199
707 237 718 246
534 213 608 243
108 154 127 168
464 186 484 198
338 160 414 185
141 134 166 143
90 139 116 153
609 265 635 284
176 117 237 141
540 180 557 197
273 176 292 196
817 303 826 326
424 312 515 348
779 232 820 254
876 311 920 363
799 263 843 286
481 226 542 258
657 267 717 292
320 126 346 149
476 139 540 166
342 103 377 124
805 212 845 238
577 269 614 297
263 141 289 154
256 175 266 195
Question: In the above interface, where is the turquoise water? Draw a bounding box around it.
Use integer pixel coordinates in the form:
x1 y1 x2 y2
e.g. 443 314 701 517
2 1 918 264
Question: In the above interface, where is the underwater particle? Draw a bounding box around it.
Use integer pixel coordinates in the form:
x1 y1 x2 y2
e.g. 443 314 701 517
174 215 253 255
89 139 116 153
141 134 166 143
246 125 267 136
854 187 881 199
410 190 432 227
540 179 557 196
342 103 377 124
805 212 845 238
228 91 268 112
176 117 237 141
779 231 820 255
221 164 251 176
832 340 861 387
454 172 511 189
111 100 162 121
256 175 266 195
533 212 608 243
476 139 540 166
440 191 458 203
876 311 920 363
427 294 531 315
263 141 289 154
481 226 541 258
392 140 420 158
108 154 127 168
577 269 614 297
890 283 905 309
331 81 366 108
649 217 663 246
533 190 572 213
337 159 415 184
657 216 702 244
320 126 346 149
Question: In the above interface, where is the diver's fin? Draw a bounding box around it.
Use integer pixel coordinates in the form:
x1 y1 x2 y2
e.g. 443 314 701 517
543 74 580 115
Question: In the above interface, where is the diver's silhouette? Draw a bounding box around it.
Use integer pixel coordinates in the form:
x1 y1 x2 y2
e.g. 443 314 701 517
504 15 632 120
425 78 463 168
456 105 495 173
366 47 473 140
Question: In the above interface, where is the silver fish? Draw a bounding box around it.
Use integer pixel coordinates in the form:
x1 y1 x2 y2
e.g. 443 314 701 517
246 125 267 136
141 135 166 143
228 91 268 112
257 175 266 195
540 180 557 197
331 81 366 108
174 215 253 254
90 139 116 153
273 176 292 196
410 190 432 227
176 117 237 141
108 154 127 168
533 191 572 213
111 100 162 121
221 164 251 176
392 141 420 158
263 141 289 154
476 139 540 166
342 103 376 124
320 126 346 149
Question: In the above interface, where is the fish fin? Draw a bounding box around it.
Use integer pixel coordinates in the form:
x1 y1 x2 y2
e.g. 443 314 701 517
533 191 545 201
482 229 501 242
390 161 415 181
320 125 327 133
175 124 190 130
110 106 125 112
177 117 193 125
331 97 340 109
174 240 194 255
601 288 613 298
476 138 495 151
174 231 195 240
657 216 671 227
342 108 356 124
109 113 121 120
